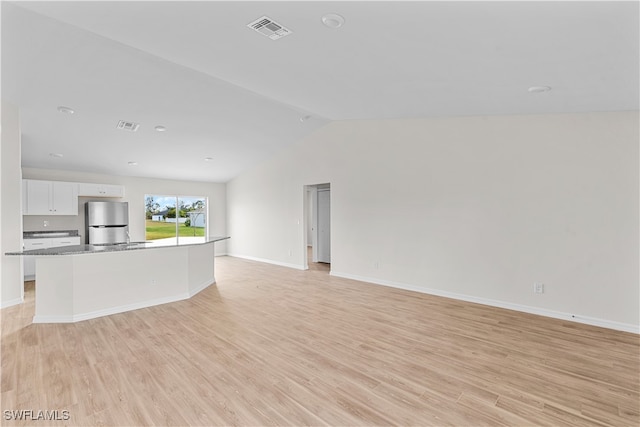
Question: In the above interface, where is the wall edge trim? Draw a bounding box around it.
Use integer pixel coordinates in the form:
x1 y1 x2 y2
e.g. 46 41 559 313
329 271 639 334
1 296 24 309
32 288 206 323
227 253 305 270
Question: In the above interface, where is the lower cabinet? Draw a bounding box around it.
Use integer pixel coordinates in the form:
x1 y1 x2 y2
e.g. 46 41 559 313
23 236 81 280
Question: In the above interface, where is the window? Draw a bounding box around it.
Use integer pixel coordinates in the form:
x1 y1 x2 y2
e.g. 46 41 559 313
145 194 207 244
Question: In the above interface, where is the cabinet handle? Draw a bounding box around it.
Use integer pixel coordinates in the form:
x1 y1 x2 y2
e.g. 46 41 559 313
32 243 43 246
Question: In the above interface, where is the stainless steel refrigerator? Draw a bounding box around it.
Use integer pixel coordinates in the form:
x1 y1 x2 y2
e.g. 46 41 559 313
85 201 129 244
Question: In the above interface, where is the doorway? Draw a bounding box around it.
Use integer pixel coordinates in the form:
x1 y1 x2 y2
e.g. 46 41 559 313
304 183 330 272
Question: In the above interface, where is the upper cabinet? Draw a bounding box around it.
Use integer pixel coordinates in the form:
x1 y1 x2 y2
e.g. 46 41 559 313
22 179 126 216
23 180 78 215
77 183 125 198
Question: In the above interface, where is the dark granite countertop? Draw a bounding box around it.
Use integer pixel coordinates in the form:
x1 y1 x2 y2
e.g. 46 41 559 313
23 230 80 239
6 236 229 256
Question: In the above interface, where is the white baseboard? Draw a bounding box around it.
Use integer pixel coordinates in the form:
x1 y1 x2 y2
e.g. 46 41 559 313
33 279 213 324
32 314 75 323
1 296 24 309
188 279 213 298
330 271 639 334
227 253 305 270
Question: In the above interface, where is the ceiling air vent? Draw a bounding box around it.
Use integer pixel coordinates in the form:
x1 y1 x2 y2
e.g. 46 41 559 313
247 16 292 40
116 120 140 132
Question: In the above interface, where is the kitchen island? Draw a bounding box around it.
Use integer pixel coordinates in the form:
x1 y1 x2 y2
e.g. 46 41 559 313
6 236 229 323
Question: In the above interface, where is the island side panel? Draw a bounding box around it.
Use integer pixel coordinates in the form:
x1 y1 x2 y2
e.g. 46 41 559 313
71 248 190 321
187 243 215 296
34 256 75 322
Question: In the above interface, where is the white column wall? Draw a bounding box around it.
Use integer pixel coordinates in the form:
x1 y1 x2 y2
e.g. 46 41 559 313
227 112 639 332
1 101 24 308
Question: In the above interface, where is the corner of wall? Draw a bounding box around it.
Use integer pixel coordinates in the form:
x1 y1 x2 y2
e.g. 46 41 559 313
1 100 25 307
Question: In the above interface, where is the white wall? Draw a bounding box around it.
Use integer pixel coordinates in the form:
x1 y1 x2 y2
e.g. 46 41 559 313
306 188 313 247
1 101 24 308
227 112 639 332
22 168 227 254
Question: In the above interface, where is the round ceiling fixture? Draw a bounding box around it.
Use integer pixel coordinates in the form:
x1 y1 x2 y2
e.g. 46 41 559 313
204 157 213 162
299 115 311 123
528 86 552 93
56 106 75 114
49 153 64 158
128 161 138 166
154 125 167 132
322 13 345 28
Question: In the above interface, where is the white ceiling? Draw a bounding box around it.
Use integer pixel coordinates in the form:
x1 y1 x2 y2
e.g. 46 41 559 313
2 1 638 183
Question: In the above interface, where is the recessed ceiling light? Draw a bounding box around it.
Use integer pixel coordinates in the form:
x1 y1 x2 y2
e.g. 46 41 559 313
154 125 167 132
528 86 552 93
299 115 312 123
49 153 64 158
57 106 75 114
128 161 138 166
322 13 345 28
204 157 213 162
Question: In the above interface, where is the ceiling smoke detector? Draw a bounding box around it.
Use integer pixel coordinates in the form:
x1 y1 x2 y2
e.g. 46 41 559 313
116 120 140 132
528 86 552 93
247 16 292 40
57 106 75 114
322 13 345 28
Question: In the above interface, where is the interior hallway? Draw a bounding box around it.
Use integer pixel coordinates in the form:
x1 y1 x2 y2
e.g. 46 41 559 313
307 245 330 273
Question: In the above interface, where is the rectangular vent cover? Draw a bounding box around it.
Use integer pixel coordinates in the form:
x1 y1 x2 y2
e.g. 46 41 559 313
247 16 292 40
116 120 140 132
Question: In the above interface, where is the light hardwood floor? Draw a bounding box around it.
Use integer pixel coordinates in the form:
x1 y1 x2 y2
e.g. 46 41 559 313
1 256 638 426
307 246 330 273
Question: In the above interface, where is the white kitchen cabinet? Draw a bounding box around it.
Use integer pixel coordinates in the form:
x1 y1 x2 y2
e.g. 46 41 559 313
24 180 51 214
23 180 78 215
78 183 124 198
23 236 80 280
24 238 53 251
50 236 82 247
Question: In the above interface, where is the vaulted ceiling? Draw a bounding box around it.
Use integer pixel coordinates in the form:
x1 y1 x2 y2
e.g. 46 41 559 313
3 1 638 182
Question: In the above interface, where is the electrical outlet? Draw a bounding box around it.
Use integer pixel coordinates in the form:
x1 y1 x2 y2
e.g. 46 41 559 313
151 278 156 286
533 282 544 294
374 261 380 269
43 220 49 227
